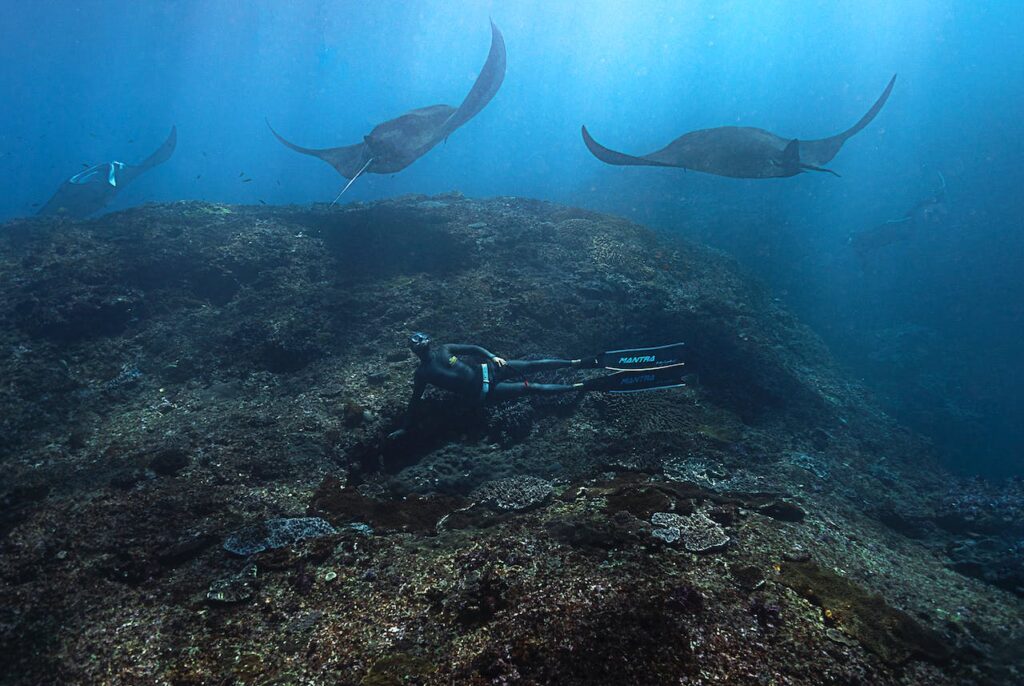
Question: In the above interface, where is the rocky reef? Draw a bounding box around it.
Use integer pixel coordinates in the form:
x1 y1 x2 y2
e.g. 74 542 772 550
0 194 1021 684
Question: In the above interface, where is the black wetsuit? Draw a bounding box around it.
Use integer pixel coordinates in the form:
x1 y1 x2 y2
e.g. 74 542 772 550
406 343 578 416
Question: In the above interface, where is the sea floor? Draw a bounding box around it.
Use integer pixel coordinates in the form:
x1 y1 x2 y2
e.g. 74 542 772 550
0 195 1021 684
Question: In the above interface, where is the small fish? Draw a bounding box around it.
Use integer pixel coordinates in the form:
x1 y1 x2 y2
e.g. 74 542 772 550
259 199 267 204
30 202 39 207
81 162 90 167
195 174 202 180
202 151 208 157
238 172 245 177
242 178 252 183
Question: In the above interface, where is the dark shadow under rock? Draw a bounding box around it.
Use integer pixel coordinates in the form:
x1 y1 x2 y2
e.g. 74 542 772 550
545 512 646 552
309 475 464 534
148 447 190 476
310 204 472 281
947 539 1024 597
464 586 697 685
757 499 805 522
15 288 142 343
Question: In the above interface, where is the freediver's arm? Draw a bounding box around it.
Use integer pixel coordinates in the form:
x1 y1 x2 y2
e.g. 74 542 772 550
409 376 427 408
389 376 427 439
447 344 506 366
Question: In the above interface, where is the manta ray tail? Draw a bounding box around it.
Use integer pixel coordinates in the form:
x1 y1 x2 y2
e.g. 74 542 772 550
330 157 374 206
800 163 840 177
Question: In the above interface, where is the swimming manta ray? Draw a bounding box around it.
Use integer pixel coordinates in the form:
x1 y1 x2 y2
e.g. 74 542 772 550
268 21 506 203
582 75 897 179
849 171 948 259
38 126 177 218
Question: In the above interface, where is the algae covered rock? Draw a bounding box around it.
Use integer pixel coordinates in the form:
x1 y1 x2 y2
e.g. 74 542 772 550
780 559 953 665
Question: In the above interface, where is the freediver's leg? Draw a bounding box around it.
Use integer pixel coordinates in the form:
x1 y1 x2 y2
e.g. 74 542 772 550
500 356 599 379
504 359 576 375
487 381 579 403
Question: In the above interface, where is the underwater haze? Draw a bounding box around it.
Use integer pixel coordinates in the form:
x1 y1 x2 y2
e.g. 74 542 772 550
4 2 1024 683
4 0 1019 476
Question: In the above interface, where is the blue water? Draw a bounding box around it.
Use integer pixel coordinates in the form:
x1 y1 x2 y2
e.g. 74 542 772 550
1 0 1021 476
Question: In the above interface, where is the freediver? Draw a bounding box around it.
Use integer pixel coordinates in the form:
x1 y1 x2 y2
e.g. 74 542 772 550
389 332 687 438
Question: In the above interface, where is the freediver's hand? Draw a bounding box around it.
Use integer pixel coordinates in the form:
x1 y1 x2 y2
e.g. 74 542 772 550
387 429 407 440
492 357 507 367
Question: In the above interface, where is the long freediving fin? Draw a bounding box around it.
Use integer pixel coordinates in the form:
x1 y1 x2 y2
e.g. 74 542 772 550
595 342 686 371
578 364 689 394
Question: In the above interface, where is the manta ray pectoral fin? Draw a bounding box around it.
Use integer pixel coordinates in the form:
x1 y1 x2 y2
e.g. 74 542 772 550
799 74 897 167
138 126 177 171
267 119 369 179
436 20 507 141
581 126 677 168
117 126 177 188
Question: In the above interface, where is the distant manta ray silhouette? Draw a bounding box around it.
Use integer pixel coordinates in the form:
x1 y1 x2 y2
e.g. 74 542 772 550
582 74 897 179
268 21 506 203
848 171 948 259
38 126 177 218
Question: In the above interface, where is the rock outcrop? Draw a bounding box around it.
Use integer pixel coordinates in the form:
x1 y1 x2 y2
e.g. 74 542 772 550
0 195 1019 685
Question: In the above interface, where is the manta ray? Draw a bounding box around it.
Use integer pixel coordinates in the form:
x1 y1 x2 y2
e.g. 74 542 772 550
849 171 947 258
38 126 177 218
582 75 897 179
268 21 506 202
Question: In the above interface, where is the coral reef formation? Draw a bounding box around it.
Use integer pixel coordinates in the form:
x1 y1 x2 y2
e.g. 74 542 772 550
651 510 731 552
0 195 1021 684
